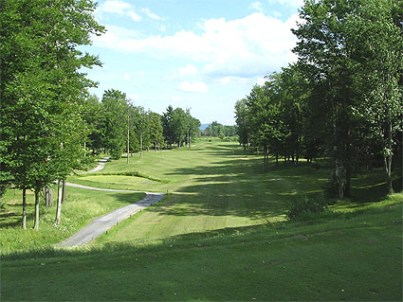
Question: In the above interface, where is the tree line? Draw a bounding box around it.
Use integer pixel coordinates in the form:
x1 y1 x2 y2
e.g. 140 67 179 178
202 121 237 139
235 0 402 198
83 91 201 159
0 0 201 230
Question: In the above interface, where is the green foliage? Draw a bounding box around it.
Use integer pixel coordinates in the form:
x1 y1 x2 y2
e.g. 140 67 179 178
162 106 200 148
236 0 403 196
287 195 329 221
0 0 105 228
100 89 128 159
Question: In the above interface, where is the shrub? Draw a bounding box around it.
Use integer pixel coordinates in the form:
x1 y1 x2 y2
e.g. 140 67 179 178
287 196 328 220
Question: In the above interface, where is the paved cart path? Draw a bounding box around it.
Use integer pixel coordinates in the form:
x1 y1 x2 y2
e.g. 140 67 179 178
58 157 164 247
58 192 164 247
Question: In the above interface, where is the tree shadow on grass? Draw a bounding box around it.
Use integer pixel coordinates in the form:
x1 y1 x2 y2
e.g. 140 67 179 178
107 192 146 205
349 172 402 203
148 153 329 221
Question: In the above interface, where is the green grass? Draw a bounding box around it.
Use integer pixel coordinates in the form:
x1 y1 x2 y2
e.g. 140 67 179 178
1 141 402 301
0 187 145 254
70 142 333 246
1 197 401 301
88 143 330 246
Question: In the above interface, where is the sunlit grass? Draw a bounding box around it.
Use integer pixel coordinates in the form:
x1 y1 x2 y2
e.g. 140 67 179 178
0 187 145 254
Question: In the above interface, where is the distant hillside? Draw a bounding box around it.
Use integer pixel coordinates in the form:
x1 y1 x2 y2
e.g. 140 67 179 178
199 123 210 131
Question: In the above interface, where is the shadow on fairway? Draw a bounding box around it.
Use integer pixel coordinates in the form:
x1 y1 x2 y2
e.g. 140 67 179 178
148 150 329 220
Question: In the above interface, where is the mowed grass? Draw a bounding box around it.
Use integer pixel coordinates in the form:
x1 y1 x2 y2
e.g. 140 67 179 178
2 197 401 301
71 141 332 245
0 188 145 254
1 140 402 301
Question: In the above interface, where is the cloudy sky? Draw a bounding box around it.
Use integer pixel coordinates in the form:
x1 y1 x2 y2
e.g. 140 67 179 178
84 0 303 125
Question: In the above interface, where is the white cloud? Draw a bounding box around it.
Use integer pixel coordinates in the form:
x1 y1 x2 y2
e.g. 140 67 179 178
267 0 304 10
128 11 142 22
93 12 299 79
217 76 251 85
101 0 131 14
249 1 264 12
179 64 199 76
141 8 162 21
178 81 208 93
98 0 141 22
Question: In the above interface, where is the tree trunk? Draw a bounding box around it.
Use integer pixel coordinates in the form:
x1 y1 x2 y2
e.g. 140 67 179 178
54 180 63 226
61 179 66 203
263 145 269 172
384 121 394 194
334 158 346 199
44 186 53 207
22 188 27 229
33 189 40 231
296 137 300 164
345 163 352 197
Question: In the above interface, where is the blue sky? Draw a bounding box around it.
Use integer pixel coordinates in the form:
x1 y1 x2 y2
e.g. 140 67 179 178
85 0 303 125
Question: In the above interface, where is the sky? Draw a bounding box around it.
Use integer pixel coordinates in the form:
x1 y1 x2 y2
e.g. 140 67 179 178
84 0 304 125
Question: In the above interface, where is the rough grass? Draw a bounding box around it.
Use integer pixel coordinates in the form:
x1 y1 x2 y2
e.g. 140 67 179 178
0 187 145 254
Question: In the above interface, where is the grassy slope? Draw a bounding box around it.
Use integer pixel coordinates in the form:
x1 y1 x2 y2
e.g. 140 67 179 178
2 198 401 301
1 140 402 301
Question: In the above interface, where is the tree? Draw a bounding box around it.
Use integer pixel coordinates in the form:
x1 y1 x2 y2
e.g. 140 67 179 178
0 0 104 229
162 105 175 148
292 0 361 198
186 110 201 148
147 111 164 150
235 99 251 152
246 85 281 171
205 121 225 138
100 89 128 159
171 107 188 147
292 0 403 197
345 0 402 193
80 94 104 154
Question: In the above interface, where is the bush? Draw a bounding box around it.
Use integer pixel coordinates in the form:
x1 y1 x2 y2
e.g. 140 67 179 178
287 196 328 220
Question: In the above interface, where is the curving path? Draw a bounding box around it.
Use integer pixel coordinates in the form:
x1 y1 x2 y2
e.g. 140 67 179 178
57 193 163 247
57 157 164 248
86 156 110 173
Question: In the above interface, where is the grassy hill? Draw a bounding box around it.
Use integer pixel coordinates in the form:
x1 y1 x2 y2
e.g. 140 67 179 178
1 140 402 301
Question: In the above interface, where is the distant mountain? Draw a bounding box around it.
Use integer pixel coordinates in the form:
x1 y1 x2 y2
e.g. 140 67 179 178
199 123 210 131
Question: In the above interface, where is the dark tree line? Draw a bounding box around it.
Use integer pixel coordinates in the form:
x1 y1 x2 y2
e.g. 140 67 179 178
235 0 402 198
